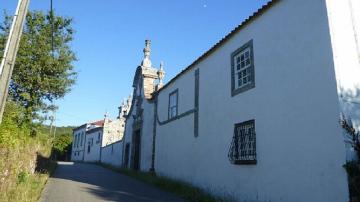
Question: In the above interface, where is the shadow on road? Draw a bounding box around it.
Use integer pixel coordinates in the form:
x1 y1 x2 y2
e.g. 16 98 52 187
44 162 186 202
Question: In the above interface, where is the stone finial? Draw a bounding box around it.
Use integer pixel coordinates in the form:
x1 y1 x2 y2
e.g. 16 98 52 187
158 61 165 85
127 94 132 106
141 39 152 68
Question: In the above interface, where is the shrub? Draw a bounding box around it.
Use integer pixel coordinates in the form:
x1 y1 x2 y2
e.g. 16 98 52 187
344 162 360 202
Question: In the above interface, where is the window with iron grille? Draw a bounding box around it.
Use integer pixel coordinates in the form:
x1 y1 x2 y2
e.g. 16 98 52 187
228 120 257 164
168 89 178 119
231 40 255 96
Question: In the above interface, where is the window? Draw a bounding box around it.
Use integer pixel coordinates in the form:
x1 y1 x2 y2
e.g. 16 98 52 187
73 134 76 148
228 120 257 164
168 89 178 119
80 132 83 146
87 143 90 153
76 134 79 148
77 134 80 147
98 133 100 141
231 40 255 96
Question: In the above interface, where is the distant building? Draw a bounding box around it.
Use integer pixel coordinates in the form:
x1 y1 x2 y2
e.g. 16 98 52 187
71 120 103 161
83 126 102 162
71 99 131 164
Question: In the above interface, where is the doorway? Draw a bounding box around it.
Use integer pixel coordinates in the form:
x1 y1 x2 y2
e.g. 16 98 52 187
132 130 141 170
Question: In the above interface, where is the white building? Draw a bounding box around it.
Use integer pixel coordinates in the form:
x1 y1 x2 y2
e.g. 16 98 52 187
71 124 87 161
101 99 132 166
83 127 102 162
71 101 131 165
120 0 360 201
71 122 101 161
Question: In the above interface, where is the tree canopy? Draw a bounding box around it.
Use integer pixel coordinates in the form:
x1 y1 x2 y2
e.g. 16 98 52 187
0 11 77 122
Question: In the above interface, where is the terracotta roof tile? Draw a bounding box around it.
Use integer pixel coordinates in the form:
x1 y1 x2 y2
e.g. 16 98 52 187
91 120 105 127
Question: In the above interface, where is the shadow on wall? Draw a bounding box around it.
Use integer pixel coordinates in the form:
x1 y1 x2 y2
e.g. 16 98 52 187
340 86 360 162
48 162 187 202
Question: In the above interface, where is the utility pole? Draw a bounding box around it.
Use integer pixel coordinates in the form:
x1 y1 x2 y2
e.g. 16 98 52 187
53 112 57 138
0 0 30 123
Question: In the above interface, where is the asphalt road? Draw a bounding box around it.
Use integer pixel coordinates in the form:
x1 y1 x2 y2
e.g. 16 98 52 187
40 162 187 202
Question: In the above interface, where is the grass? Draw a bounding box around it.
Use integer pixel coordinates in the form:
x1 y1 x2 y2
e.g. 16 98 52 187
0 102 57 202
0 159 56 202
100 163 233 202
6 171 50 202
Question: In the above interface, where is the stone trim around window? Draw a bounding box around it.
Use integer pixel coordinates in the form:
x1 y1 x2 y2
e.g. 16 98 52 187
231 39 255 97
168 89 179 119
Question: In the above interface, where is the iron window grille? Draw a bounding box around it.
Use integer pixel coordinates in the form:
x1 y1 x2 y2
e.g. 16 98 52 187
228 120 257 164
231 40 255 96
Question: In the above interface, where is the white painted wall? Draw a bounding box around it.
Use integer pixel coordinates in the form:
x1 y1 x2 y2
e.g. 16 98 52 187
84 129 102 162
139 98 154 171
155 1 348 201
122 74 155 171
71 126 87 161
122 106 134 168
325 0 360 162
101 141 123 167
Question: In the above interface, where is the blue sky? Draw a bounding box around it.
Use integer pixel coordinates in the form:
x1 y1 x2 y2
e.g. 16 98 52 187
1 0 269 126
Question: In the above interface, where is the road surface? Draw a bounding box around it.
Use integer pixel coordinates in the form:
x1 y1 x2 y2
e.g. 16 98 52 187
40 162 187 202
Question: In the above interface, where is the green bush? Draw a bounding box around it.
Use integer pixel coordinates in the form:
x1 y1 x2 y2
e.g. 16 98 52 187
17 171 29 184
344 162 360 202
0 102 54 202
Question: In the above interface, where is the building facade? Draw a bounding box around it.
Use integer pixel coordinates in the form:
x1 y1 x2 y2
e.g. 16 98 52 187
121 40 164 171
71 100 131 165
118 0 360 201
83 127 102 162
71 124 87 161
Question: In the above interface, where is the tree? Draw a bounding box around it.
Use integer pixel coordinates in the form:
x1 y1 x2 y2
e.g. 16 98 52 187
0 11 77 122
341 117 360 161
53 133 72 161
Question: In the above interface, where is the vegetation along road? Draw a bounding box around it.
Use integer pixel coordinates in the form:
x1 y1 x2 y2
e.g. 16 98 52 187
40 162 188 202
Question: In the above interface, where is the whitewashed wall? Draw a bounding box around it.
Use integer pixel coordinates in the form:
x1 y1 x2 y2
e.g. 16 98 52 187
155 1 348 201
83 129 102 162
101 141 123 167
139 98 155 171
71 126 87 161
122 79 155 171
122 106 134 168
325 0 360 162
